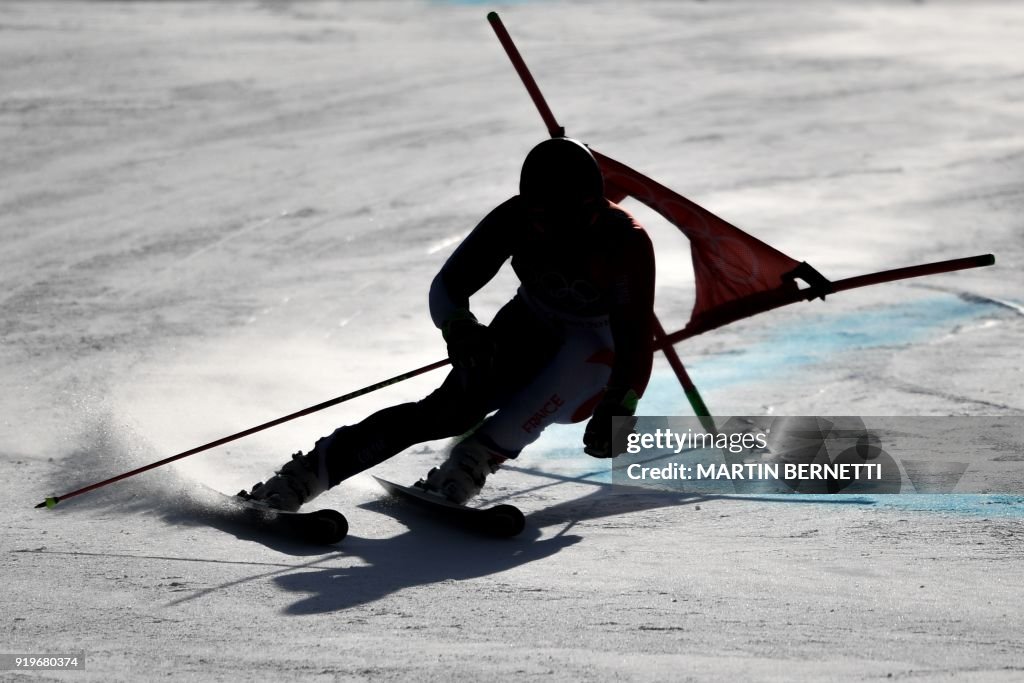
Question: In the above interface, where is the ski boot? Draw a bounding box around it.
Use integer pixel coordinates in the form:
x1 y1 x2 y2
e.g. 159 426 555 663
422 438 507 505
241 449 329 513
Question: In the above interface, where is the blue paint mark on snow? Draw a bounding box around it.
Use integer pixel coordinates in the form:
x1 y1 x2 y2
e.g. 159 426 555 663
741 493 1024 518
525 296 1024 517
624 295 995 418
681 296 990 401
871 493 1024 517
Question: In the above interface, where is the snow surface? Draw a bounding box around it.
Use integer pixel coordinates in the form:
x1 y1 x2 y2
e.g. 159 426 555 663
2 1 1023 681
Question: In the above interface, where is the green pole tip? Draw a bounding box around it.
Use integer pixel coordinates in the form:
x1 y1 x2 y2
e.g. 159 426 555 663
684 387 710 417
487 11 499 22
37 497 58 509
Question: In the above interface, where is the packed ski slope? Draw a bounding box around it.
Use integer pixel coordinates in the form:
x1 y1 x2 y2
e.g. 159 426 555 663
2 2 1022 680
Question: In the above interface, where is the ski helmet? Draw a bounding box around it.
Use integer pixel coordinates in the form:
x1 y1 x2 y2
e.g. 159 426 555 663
519 137 605 209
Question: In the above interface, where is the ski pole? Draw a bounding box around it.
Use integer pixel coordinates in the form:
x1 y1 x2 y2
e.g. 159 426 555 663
35 358 451 509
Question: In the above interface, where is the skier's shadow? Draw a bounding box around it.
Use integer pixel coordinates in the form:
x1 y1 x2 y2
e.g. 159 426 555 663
274 499 581 615
273 481 871 614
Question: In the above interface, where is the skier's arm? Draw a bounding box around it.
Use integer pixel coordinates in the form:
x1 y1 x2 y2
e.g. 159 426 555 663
605 227 656 408
584 226 655 458
429 198 517 329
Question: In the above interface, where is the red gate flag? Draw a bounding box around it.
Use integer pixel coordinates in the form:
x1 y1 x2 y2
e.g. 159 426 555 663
594 150 805 334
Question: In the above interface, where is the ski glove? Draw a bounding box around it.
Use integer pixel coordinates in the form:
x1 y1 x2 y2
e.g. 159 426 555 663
583 390 638 459
442 314 497 386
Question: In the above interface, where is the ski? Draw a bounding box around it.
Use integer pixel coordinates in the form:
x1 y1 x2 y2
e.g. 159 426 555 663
223 489 348 545
373 476 526 538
